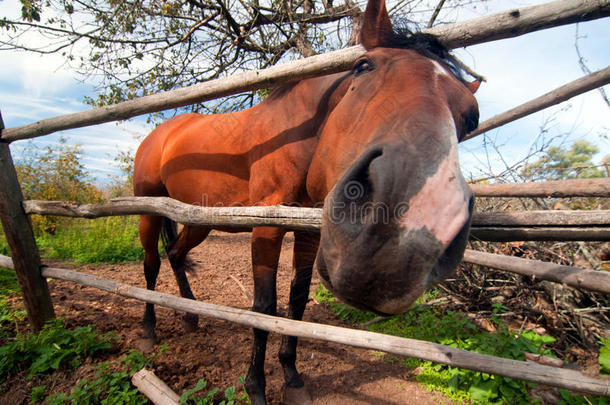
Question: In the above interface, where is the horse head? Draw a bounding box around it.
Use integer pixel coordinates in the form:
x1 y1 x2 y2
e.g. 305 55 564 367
307 0 480 315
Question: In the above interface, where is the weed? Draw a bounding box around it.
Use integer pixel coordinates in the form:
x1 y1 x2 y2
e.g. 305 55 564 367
180 374 249 404
31 385 46 403
0 318 115 381
0 298 27 339
44 349 168 405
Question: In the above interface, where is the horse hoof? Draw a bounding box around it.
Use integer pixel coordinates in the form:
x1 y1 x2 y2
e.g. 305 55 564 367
138 336 157 352
282 385 312 405
182 314 199 333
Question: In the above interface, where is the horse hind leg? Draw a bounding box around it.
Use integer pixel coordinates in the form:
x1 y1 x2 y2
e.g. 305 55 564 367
279 231 318 405
164 222 211 332
139 215 163 351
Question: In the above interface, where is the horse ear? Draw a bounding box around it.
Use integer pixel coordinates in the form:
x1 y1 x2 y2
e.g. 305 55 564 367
466 78 485 94
360 0 394 50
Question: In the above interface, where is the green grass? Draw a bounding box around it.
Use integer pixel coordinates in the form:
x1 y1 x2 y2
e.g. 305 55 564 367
36 216 145 263
313 284 609 404
1 216 146 264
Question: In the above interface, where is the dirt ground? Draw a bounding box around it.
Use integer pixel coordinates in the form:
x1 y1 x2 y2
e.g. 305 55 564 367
2 232 454 404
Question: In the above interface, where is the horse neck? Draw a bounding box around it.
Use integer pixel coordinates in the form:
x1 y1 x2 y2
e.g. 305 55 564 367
250 72 351 138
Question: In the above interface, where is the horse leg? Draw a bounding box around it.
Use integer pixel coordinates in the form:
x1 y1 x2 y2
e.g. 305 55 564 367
279 231 319 405
245 227 285 405
139 215 162 351
166 225 211 332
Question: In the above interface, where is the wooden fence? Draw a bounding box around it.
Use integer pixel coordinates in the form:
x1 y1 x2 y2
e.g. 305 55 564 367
0 0 609 397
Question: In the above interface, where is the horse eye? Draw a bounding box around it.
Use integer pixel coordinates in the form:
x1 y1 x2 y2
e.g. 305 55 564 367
353 59 373 76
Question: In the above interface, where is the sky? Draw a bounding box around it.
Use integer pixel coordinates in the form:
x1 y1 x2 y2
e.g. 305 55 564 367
0 0 608 186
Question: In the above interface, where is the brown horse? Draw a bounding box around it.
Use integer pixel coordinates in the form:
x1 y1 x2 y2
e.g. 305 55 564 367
133 0 479 403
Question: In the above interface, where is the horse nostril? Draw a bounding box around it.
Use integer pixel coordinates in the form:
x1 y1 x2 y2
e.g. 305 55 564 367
333 145 384 205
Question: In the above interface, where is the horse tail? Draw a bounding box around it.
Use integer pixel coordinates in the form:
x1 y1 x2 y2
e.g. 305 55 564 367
160 217 178 254
159 217 196 274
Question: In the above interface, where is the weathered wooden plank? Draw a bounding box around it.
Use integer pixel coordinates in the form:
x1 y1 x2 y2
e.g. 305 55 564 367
464 67 610 141
469 227 610 241
2 0 608 142
0 254 14 270
429 0 610 49
0 143 54 329
470 178 610 198
463 250 610 294
22 198 610 231
22 197 323 231
40 265 610 397
471 210 610 227
131 369 180 405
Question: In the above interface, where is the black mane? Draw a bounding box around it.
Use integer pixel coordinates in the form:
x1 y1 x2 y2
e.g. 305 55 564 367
384 27 467 82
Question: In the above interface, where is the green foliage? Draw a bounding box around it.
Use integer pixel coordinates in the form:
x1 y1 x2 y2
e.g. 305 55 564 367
521 140 608 181
0 267 20 295
46 349 154 405
314 284 610 404
106 148 136 198
31 385 46 402
15 138 102 234
0 235 9 256
20 0 43 22
599 338 610 375
36 216 144 263
180 374 248 405
0 319 115 381
557 390 610 405
0 298 27 340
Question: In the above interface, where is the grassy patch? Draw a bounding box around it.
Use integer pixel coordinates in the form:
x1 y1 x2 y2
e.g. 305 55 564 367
313 284 607 404
0 318 116 381
36 216 144 263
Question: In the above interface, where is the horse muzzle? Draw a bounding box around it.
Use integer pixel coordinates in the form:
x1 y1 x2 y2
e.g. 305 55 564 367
315 142 473 315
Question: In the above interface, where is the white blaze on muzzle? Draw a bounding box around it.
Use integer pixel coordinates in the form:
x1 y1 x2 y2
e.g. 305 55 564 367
399 124 470 250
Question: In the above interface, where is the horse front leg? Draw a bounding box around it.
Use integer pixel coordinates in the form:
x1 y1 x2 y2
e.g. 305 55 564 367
279 231 318 405
245 227 285 405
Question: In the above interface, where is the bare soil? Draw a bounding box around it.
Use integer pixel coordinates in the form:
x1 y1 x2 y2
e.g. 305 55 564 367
1 233 453 404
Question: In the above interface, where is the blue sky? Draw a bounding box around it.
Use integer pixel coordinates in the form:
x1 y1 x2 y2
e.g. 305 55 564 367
0 0 608 185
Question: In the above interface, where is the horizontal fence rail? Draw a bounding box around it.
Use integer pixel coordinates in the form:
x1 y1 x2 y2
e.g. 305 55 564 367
464 66 610 141
22 197 323 231
469 178 610 198
469 227 610 242
1 0 609 143
22 197 610 242
462 250 610 294
0 254 605 396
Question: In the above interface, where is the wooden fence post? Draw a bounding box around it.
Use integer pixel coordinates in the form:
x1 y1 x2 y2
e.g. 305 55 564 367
0 111 54 330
